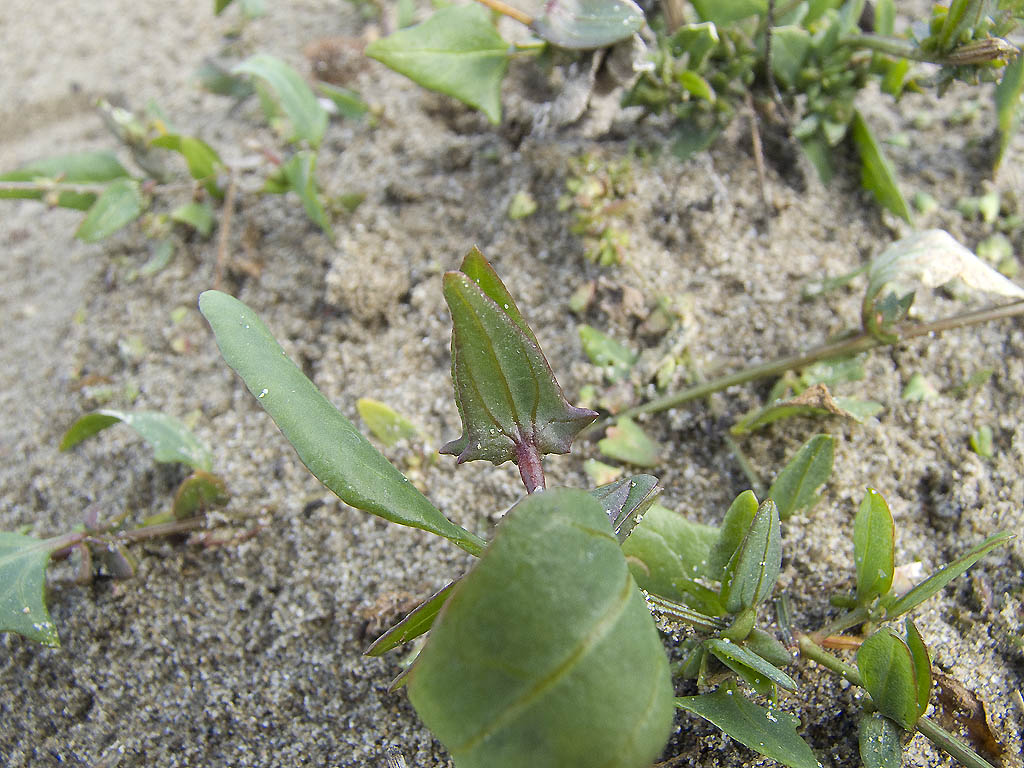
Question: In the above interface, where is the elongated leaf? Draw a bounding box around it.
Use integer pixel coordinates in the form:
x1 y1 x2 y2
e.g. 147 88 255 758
676 686 818 768
0 533 60 647
768 434 834 519
277 150 333 238
60 409 213 472
904 618 931 718
365 5 510 124
408 489 674 768
579 325 636 381
851 111 912 224
150 134 222 195
732 383 876 434
744 627 793 668
885 531 1013 619
598 417 661 467
315 81 371 121
0 150 131 210
854 489 895 605
995 52 1024 171
440 250 596 472
171 201 215 237
857 627 920 729
531 0 645 50
365 581 457 656
721 500 781 614
706 638 798 692
623 503 719 600
589 474 660 541
707 490 758 581
74 179 144 242
357 398 420 447
199 290 485 556
859 712 903 768
233 55 327 147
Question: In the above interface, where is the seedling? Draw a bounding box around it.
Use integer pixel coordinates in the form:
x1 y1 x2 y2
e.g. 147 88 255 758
198 248 1009 767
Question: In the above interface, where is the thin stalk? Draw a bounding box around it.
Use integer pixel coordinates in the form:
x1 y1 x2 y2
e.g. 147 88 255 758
645 592 729 633
589 299 1024 431
798 635 998 768
0 181 111 195
473 0 533 26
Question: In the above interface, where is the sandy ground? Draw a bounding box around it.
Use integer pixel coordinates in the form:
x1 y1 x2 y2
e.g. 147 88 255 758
1 2 1022 767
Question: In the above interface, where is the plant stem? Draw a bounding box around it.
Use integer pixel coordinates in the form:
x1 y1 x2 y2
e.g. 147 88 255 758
590 299 1024 430
516 442 546 494
798 635 998 768
0 180 110 195
473 0 533 26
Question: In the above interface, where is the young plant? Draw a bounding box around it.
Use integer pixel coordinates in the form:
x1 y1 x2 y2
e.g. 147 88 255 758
199 248 1009 767
1 409 228 647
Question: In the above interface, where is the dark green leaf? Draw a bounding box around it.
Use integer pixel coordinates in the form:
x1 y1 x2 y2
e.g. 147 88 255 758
365 5 510 124
60 409 213 472
277 150 333 238
408 488 674 768
440 249 597 473
0 150 131 210
721 500 781 614
171 470 230 519
995 52 1024 172
744 628 794 669
707 490 758 582
857 627 920 729
531 0 646 50
0 533 60 647
768 434 834 519
622 503 719 601
904 618 931 718
579 325 636 381
706 638 798 692
851 110 913 224
885 532 1013 619
853 488 895 606
199 290 485 556
859 712 903 768
233 55 328 147
676 686 819 768
364 581 457 656
588 474 660 541
356 398 420 447
598 417 660 467
170 201 215 237
74 179 144 242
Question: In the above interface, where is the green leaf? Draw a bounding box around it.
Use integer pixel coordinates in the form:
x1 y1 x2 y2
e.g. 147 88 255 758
598 417 661 467
365 5 510 124
60 409 213 472
853 488 895 605
579 325 637 381
233 54 328 147
677 71 715 101
676 686 819 768
851 110 913 224
689 0 766 25
706 638 798 692
0 533 60 647
885 531 1012 619
199 290 485 556
995 52 1024 172
150 134 222 196
440 249 597 477
74 179 144 242
771 26 812 89
408 488 674 768
356 397 420 447
969 424 994 459
0 150 131 210
623 503 719 601
171 470 230 519
170 201 215 237
531 0 646 50
732 383 875 435
588 474 660 541
364 580 457 656
857 627 921 729
275 150 333 238
707 490 758 581
315 81 371 120
858 712 903 768
744 627 794 669
768 434 834 519
904 618 931 718
721 500 781 614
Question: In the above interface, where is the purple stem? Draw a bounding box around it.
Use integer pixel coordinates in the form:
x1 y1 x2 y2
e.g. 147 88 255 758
515 441 546 494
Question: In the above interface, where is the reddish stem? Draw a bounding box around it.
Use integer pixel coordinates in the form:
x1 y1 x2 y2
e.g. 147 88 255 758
516 441 546 494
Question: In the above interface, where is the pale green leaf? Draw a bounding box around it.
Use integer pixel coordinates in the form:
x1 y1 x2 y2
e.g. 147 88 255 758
0 150 130 211
233 54 328 147
851 110 912 224
995 52 1024 171
859 712 903 768
579 325 636 381
0 533 60 647
278 150 333 237
531 0 645 50
60 409 213 472
622 503 719 601
598 417 660 467
357 397 420 447
74 179 144 242
170 201 215 237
